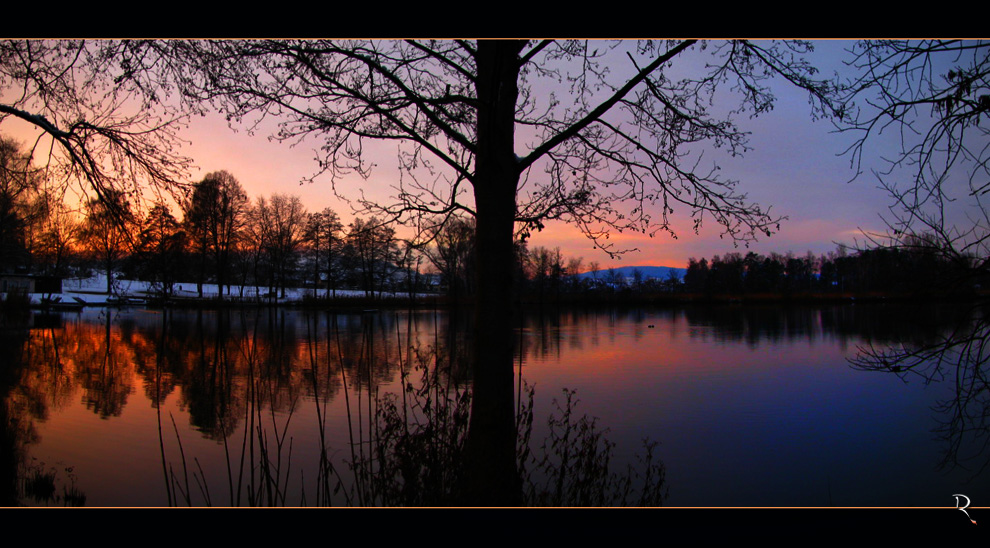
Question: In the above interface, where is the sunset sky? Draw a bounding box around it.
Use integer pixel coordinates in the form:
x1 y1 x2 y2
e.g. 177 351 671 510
174 40 896 269
4 40 963 271
175 93 890 270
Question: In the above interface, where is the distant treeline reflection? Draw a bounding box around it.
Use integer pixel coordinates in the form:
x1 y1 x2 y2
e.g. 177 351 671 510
2 303 980 505
5 304 976 436
522 303 977 355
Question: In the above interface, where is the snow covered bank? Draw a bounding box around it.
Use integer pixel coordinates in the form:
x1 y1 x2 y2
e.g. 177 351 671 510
8 274 439 307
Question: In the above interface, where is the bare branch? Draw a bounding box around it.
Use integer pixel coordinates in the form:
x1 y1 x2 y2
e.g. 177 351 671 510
0 40 193 211
517 40 697 174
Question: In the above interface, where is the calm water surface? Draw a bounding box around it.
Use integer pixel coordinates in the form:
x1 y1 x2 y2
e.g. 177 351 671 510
3 303 988 506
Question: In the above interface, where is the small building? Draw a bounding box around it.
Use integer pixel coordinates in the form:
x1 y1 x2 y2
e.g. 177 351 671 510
0 274 63 294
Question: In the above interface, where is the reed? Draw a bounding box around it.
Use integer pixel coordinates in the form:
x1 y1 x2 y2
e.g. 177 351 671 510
155 309 668 507
18 459 86 507
519 386 668 506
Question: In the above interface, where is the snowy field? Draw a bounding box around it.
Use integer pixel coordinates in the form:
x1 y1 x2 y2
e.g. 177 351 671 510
9 274 437 306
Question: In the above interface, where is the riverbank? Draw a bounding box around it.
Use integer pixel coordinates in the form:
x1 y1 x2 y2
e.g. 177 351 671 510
4 274 984 312
3 275 441 310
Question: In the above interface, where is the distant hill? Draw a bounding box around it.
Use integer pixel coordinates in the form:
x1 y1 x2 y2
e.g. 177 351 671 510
574 265 685 282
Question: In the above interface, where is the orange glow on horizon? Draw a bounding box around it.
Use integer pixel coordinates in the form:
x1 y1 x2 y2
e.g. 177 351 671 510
3 101 875 269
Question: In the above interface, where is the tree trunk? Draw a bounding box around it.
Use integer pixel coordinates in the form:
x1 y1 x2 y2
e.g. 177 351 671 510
459 40 526 506
197 246 205 299
215 249 226 302
106 257 113 295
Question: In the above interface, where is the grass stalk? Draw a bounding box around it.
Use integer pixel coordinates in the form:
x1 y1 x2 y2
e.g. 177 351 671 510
168 412 192 506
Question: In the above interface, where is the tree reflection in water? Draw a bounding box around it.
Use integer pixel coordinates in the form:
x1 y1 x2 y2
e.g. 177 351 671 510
141 307 667 507
850 302 990 479
9 303 982 506
1 312 83 506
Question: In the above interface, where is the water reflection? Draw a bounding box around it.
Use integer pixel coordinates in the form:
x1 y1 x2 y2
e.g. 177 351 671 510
849 301 990 479
1 303 987 506
1 315 83 505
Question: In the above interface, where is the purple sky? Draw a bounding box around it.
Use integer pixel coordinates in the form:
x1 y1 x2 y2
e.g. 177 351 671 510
5 40 955 271
177 40 897 269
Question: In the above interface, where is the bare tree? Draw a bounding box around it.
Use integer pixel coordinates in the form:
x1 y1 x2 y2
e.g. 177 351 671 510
838 41 990 476
397 240 424 300
304 207 344 298
182 170 248 298
75 39 842 504
0 40 191 213
133 201 185 300
587 260 601 287
838 40 990 271
422 215 476 302
0 136 42 271
255 193 308 298
35 189 79 277
82 189 134 294
346 216 399 299
239 202 270 298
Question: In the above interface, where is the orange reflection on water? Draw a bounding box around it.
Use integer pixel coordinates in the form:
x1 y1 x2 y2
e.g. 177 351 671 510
8 303 982 506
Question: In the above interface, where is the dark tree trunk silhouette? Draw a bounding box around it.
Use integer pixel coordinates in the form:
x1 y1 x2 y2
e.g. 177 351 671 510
458 41 527 505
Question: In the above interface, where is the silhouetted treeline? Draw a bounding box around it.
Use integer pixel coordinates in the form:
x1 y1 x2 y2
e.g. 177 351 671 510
683 242 980 299
510 240 982 305
0 142 433 301
6 133 982 305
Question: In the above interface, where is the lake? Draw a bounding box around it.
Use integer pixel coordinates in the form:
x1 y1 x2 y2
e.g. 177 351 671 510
3 302 988 506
